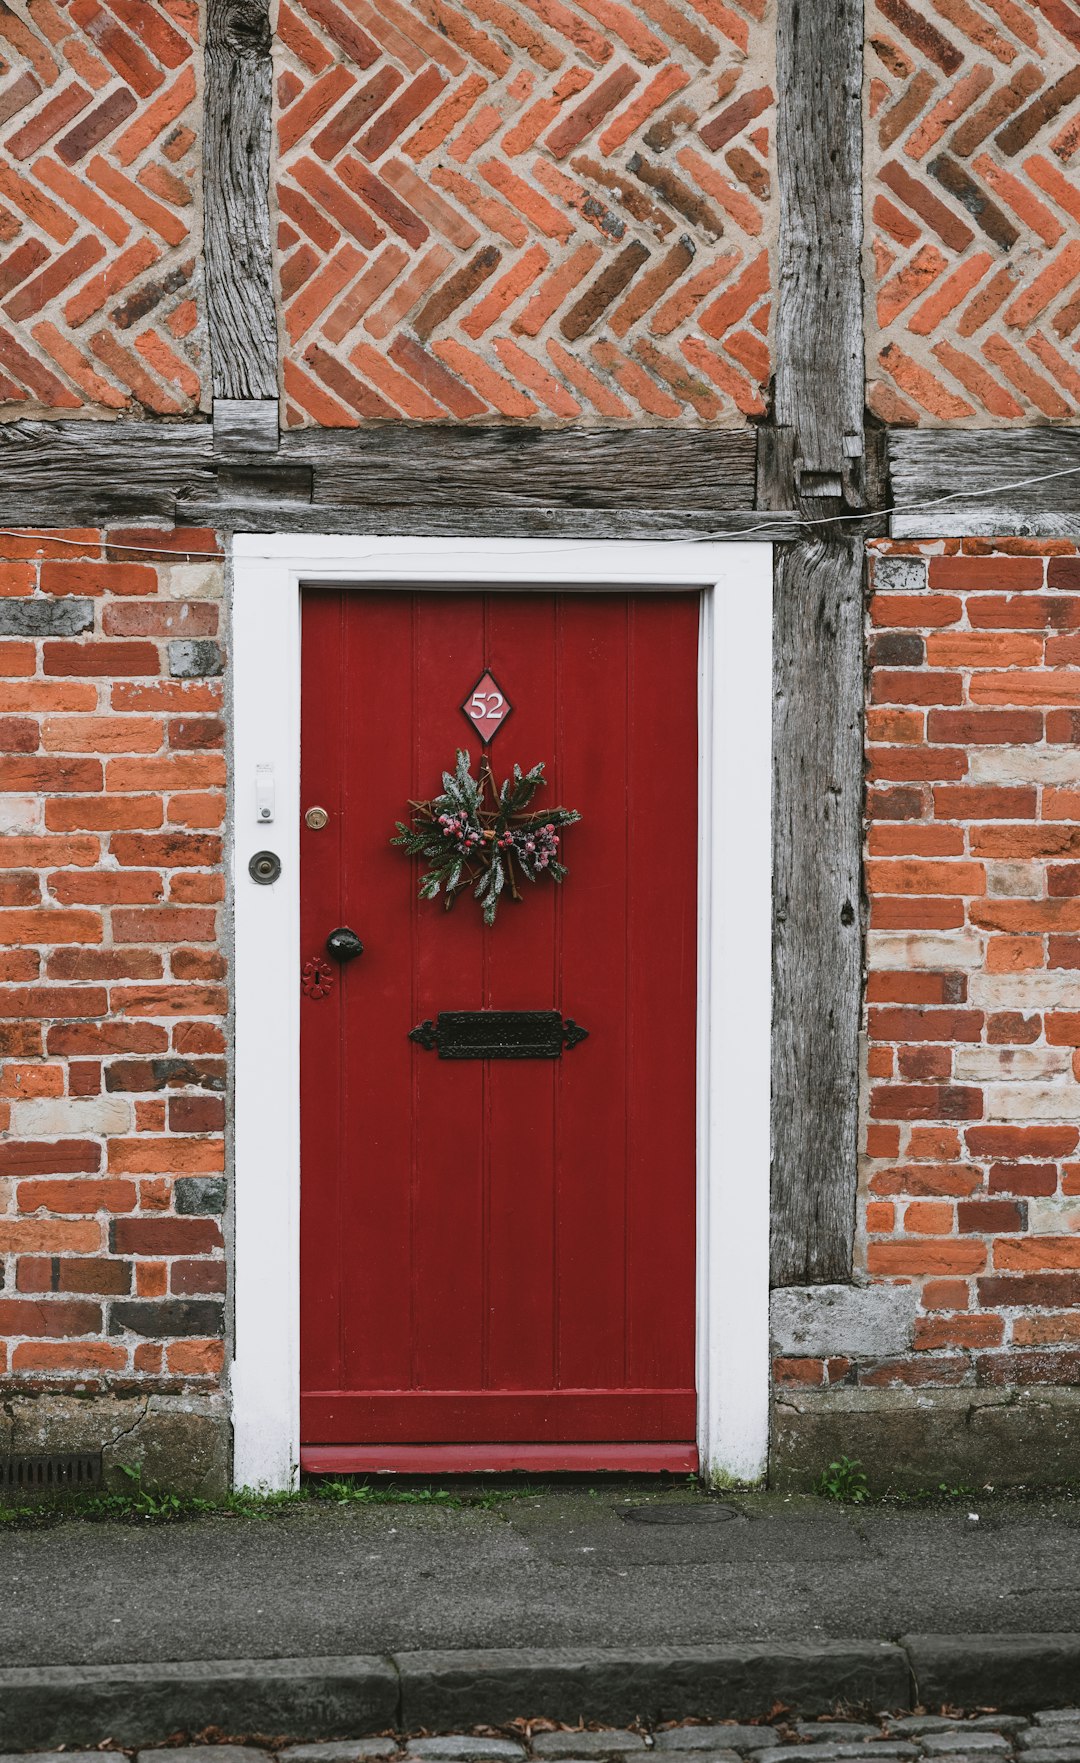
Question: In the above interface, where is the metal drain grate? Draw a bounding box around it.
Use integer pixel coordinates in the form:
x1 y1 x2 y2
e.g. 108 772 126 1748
0 1452 103 1492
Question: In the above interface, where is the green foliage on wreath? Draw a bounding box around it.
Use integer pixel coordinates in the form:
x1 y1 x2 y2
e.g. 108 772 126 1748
393 749 580 925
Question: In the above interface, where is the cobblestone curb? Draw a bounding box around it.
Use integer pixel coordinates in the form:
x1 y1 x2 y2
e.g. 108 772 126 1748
0 1641 1077 1752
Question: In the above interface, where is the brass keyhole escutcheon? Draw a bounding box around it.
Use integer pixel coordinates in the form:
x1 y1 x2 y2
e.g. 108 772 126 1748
305 806 329 830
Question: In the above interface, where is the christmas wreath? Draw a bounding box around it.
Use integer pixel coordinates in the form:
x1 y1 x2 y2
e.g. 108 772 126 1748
392 749 580 925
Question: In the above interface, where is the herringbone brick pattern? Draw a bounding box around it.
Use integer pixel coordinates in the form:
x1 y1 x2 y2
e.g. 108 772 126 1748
274 0 774 425
866 0 1080 425
0 0 204 418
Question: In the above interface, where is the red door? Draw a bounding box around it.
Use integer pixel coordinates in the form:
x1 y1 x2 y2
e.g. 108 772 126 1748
300 589 699 1472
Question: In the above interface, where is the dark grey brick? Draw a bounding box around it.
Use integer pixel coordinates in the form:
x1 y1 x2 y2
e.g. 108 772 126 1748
869 633 924 668
795 1727 883 1744
532 1738 643 1759
872 557 927 592
175 1176 226 1215
140 1749 271 1763
921 1737 1010 1755
405 1744 525 1762
280 1747 399 1763
0 1753 104 1763
888 1724 1026 1739
110 1300 224 1338
655 1732 776 1754
757 1748 916 1763
0 599 93 637
169 639 223 677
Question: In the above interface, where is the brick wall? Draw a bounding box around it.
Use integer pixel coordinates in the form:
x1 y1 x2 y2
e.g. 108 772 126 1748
0 528 226 1390
0 0 204 417
274 0 774 425
865 0 1080 424
777 538 1080 1397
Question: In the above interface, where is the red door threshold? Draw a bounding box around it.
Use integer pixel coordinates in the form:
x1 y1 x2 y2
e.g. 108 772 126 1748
301 1443 699 1474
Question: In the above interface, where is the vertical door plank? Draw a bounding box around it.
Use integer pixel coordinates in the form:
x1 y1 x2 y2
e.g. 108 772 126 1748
554 596 631 1393
624 595 698 1393
484 596 559 1394
411 596 487 1392
335 593 418 1394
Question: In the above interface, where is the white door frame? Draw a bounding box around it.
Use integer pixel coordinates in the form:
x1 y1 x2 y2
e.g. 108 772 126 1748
230 535 772 1491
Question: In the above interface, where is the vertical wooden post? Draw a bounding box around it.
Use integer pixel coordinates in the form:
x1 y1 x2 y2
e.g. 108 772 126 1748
204 0 278 402
769 0 868 1286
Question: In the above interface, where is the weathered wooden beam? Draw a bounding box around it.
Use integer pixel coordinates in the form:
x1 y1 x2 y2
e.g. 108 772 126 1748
889 429 1080 536
0 422 214 525
771 537 865 1287
769 0 867 1288
204 0 277 401
0 421 766 527
175 500 798 540
773 0 865 506
283 426 757 512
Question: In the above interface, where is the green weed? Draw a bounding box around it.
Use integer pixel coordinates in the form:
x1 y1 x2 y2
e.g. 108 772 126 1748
816 1455 870 1504
0 1469 516 1528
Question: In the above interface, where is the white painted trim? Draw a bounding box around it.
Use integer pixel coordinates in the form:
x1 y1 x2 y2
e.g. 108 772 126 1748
696 550 772 1486
231 536 772 1492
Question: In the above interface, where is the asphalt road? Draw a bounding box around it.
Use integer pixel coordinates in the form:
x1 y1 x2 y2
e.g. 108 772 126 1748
4 1485 1080 1666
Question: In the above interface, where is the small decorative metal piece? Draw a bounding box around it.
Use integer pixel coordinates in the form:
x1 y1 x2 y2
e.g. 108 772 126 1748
409 1010 589 1059
302 957 335 999
461 670 513 746
248 849 281 885
305 806 329 831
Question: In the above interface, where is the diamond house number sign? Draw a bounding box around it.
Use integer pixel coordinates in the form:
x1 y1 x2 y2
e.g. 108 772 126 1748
461 671 512 745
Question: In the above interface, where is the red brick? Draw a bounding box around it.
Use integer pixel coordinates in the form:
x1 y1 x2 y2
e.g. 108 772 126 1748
0 1297 101 1336
110 835 221 870
46 795 163 831
869 1164 981 1197
110 1215 222 1253
105 1134 224 1174
869 1008 983 1042
112 907 217 943
929 557 1045 590
0 1140 102 1176
926 708 1043 743
871 897 965 930
989 1163 1058 1197
18 1178 137 1213
171 1257 227 1294
12 1342 124 1371
867 972 967 1005
43 640 160 677
914 1314 1003 1349
867 1240 987 1275
967 1125 1078 1158
0 757 102 792
871 671 964 706
40 562 157 597
933 786 1036 819
957 1199 1024 1233
168 1094 225 1133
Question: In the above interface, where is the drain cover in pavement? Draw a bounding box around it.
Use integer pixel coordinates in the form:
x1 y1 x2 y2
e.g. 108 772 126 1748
618 1503 739 1524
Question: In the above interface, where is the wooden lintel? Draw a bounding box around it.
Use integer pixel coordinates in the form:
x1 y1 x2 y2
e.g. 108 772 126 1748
0 422 764 529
